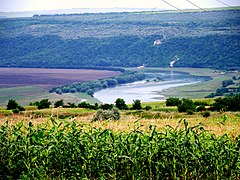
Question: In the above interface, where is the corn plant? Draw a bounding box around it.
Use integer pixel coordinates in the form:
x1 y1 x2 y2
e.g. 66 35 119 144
0 119 239 179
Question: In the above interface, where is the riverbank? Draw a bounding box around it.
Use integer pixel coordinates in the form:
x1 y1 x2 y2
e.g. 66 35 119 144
156 68 240 98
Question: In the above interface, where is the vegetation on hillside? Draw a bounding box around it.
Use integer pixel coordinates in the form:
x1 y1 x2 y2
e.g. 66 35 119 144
0 10 239 70
206 76 240 98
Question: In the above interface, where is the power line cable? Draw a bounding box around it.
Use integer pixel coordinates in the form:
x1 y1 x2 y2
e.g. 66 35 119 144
185 0 207 12
161 0 187 13
185 0 218 17
215 0 234 8
161 0 199 19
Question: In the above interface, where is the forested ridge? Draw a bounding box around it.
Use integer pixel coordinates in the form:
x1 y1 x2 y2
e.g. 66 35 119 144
0 9 239 70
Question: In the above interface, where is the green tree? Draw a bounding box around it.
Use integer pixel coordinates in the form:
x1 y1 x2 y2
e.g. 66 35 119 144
7 99 25 111
196 105 206 112
99 104 114 110
54 99 64 108
177 98 196 112
132 99 142 110
115 98 128 110
37 99 51 109
166 97 182 106
7 99 19 110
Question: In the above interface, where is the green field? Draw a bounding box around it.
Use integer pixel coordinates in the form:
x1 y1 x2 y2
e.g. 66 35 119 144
0 85 99 107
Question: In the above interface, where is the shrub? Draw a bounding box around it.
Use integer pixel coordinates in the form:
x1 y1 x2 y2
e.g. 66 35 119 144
132 99 142 110
177 98 196 112
211 94 240 111
166 97 182 106
202 111 211 118
194 101 208 106
145 105 152 111
78 102 98 110
186 109 194 115
54 99 64 108
37 99 51 109
196 105 206 112
93 108 120 121
115 98 128 110
67 102 77 108
7 99 25 111
99 103 114 110
12 109 20 114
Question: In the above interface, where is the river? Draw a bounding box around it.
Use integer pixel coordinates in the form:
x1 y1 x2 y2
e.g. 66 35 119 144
94 71 210 104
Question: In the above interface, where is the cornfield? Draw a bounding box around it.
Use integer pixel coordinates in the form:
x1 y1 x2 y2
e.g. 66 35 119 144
0 118 239 179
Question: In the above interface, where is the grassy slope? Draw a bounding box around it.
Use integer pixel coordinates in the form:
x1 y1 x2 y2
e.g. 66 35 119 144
153 68 240 98
0 85 99 107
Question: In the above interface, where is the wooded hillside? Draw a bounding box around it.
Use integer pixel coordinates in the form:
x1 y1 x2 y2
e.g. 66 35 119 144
0 9 239 70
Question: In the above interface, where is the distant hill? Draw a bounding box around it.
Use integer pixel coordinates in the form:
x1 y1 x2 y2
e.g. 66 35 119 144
0 8 164 18
0 9 239 70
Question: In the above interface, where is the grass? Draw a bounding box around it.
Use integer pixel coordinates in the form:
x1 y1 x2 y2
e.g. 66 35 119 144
1 105 239 138
0 85 99 106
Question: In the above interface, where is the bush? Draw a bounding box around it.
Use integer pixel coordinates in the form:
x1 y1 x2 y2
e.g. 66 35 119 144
115 98 128 110
202 111 211 118
12 109 20 114
78 102 98 110
54 99 64 108
166 97 182 106
99 103 114 110
177 98 196 112
145 105 152 111
37 99 51 109
186 109 194 115
211 94 240 111
7 99 25 111
132 99 142 110
196 105 206 112
194 101 208 106
93 108 120 121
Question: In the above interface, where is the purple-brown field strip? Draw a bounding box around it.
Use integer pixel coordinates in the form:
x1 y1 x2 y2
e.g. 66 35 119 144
0 68 121 88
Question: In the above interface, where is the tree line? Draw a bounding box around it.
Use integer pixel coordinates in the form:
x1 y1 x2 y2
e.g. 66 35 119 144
6 94 240 115
49 71 145 96
166 94 240 115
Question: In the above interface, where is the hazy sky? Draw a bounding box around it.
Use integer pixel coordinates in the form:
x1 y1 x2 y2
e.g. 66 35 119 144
0 0 239 12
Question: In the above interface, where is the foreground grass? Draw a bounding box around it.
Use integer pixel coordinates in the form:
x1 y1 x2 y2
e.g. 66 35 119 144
1 106 240 137
0 118 239 179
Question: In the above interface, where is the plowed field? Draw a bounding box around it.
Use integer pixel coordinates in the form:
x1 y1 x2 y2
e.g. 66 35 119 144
0 68 121 88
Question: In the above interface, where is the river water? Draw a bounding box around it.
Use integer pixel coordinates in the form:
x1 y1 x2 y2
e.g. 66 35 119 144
94 71 210 104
